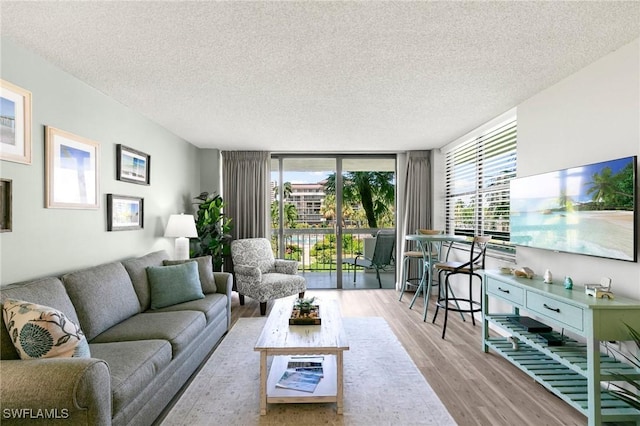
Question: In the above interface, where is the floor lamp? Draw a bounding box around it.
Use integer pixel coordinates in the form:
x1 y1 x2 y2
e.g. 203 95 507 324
164 214 198 260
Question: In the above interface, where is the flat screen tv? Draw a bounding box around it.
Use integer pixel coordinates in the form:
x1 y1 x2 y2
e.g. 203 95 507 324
510 156 637 262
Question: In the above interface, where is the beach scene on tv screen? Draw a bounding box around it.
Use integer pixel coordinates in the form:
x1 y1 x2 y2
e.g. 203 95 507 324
510 156 635 261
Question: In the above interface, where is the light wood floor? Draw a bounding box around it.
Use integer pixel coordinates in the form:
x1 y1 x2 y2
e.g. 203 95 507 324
230 289 587 426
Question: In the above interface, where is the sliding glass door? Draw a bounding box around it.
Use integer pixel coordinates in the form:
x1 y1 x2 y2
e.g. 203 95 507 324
271 155 396 289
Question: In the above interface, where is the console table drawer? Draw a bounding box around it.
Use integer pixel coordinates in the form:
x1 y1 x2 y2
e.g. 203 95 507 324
486 278 524 306
526 292 584 331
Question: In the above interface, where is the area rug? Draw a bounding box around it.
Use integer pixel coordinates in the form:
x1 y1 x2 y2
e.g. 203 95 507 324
160 317 456 425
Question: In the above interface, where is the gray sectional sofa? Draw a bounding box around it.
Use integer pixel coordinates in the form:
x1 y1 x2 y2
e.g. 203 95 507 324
0 250 232 426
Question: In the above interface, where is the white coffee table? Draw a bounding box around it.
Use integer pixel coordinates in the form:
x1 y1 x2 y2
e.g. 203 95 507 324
254 297 349 415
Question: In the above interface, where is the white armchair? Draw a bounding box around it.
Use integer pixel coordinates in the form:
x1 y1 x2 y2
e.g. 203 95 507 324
230 238 306 315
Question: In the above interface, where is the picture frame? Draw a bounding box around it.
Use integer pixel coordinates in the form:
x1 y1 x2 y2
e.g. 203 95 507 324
117 144 150 185
0 79 32 165
45 126 100 209
107 194 144 231
0 178 12 232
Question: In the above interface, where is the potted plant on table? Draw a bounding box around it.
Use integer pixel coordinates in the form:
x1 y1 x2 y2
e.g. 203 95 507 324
295 297 316 315
190 192 233 271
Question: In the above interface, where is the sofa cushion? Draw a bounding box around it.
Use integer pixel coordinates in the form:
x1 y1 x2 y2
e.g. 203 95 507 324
91 311 206 357
0 277 81 360
89 340 171 416
2 299 91 359
163 256 217 294
147 263 205 309
153 293 227 324
62 262 140 341
121 250 170 311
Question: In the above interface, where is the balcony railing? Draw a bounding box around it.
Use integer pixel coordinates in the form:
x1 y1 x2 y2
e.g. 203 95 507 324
271 227 395 272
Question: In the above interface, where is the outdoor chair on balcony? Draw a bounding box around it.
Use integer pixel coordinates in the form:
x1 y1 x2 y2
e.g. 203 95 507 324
342 230 395 288
230 238 306 315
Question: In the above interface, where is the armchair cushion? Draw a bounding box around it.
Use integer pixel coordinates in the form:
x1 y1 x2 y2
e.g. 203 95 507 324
257 274 306 301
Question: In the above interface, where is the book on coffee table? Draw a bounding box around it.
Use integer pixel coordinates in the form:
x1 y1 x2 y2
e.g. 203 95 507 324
275 370 322 393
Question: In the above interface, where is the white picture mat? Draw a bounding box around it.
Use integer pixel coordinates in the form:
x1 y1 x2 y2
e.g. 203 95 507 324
46 127 99 209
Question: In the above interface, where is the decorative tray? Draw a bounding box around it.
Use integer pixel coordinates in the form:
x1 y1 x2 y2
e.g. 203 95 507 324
289 305 321 325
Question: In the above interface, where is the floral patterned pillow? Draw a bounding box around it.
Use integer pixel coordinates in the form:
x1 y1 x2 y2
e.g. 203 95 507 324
2 299 91 359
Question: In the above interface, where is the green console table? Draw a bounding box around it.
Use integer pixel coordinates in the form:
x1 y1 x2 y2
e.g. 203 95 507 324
482 270 640 426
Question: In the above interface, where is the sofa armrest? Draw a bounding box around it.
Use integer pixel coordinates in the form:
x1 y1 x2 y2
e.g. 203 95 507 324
0 358 111 426
213 272 232 296
213 272 233 330
274 259 299 275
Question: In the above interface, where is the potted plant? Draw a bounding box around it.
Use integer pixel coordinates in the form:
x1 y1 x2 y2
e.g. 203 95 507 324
609 324 640 410
190 192 233 271
295 297 316 315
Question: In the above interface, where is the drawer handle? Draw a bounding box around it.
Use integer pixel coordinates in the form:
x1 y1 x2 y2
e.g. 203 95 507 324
543 303 560 313
498 287 510 294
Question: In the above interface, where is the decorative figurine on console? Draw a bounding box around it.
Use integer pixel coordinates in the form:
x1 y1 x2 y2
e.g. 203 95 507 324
585 277 614 299
543 269 553 284
563 276 573 289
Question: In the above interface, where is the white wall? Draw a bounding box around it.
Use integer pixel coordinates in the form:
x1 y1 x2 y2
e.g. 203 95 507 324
517 37 640 300
0 38 202 284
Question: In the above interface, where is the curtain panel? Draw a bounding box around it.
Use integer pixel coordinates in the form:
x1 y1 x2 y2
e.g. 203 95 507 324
221 151 271 240
401 150 432 285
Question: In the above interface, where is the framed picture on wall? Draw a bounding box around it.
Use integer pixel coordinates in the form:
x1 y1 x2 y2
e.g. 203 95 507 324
0 178 12 232
107 194 143 231
45 126 100 209
0 79 32 165
116 144 150 185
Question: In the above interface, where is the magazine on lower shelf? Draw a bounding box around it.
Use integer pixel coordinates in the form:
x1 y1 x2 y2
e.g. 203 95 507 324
287 356 324 377
275 356 324 393
275 370 322 393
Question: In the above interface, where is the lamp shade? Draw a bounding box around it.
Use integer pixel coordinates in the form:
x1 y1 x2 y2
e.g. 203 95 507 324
164 214 198 238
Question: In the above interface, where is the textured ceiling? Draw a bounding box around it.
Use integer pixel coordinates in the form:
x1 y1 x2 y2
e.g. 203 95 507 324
1 1 639 152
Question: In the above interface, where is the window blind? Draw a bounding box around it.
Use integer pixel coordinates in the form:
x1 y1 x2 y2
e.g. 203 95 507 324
444 119 517 248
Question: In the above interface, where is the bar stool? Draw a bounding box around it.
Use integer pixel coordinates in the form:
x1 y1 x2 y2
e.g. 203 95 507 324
399 229 442 302
432 236 490 339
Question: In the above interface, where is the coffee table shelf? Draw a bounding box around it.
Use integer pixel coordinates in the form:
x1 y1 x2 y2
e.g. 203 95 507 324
266 355 337 402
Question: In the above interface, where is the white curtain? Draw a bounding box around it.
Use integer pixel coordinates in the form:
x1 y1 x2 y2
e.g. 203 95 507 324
221 151 271 240
401 151 432 284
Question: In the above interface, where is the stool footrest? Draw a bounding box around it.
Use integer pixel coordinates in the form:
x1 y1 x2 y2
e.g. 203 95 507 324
435 298 481 314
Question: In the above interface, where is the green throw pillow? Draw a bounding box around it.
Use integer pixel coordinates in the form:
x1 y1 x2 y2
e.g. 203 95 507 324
163 256 217 293
2 299 91 359
147 262 205 309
